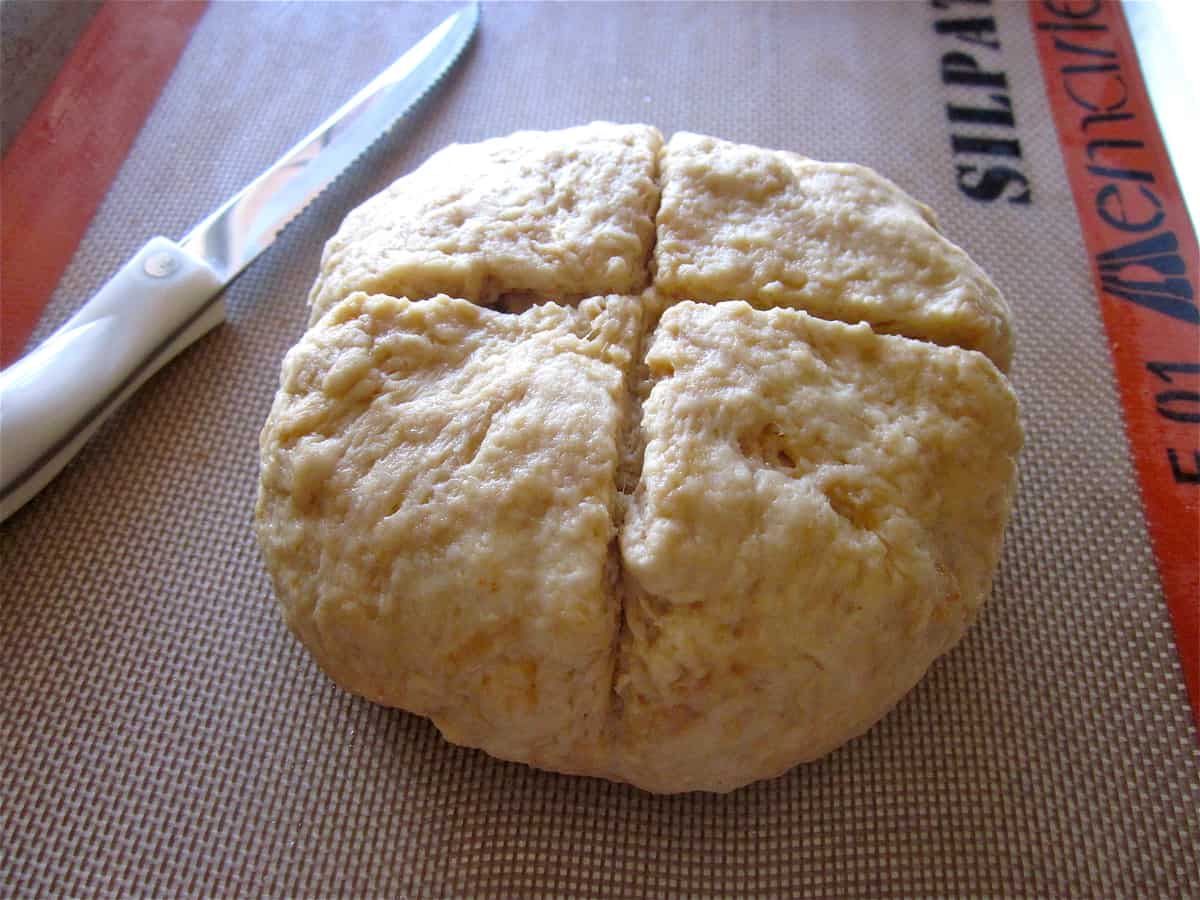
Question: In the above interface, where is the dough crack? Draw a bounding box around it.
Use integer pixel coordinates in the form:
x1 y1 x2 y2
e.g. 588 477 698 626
605 291 651 733
640 139 664 290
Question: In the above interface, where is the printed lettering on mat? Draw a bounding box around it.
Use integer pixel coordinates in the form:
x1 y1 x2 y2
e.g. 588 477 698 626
1031 0 1200 730
932 0 1033 205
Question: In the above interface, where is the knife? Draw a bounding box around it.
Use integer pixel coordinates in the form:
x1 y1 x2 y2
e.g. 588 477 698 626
0 3 479 524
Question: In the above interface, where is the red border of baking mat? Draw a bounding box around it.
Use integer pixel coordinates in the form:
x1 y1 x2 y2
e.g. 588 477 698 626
1030 0 1200 731
0 0 208 367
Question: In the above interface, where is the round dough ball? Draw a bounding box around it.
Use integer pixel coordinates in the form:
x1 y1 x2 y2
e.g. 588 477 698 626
256 123 1022 793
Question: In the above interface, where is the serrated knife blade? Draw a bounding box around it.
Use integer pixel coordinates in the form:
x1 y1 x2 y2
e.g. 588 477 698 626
0 3 480 524
181 2 479 282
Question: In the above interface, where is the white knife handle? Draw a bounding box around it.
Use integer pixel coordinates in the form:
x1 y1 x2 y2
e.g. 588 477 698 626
0 237 225 523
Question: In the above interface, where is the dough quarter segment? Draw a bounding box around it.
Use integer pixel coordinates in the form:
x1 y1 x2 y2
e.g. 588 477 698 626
654 132 1015 372
307 123 664 322
257 293 640 775
257 124 1022 792
612 302 1021 793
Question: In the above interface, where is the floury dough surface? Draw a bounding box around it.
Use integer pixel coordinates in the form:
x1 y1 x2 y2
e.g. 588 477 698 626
256 123 1023 793
257 294 641 777
308 123 662 322
615 302 1020 792
654 132 1014 371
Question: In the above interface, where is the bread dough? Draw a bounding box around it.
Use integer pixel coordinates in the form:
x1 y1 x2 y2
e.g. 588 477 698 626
257 293 640 776
655 132 1014 371
308 122 662 322
614 301 1020 792
257 124 1023 793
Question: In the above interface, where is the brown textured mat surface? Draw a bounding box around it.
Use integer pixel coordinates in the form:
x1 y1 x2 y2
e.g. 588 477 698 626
2 2 1198 895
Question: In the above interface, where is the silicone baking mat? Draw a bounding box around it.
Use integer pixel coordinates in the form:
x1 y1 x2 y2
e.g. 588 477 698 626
2 2 1197 894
